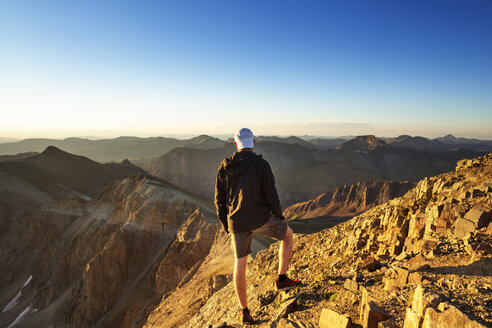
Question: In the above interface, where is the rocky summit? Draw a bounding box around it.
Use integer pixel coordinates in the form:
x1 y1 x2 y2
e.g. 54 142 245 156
177 153 491 328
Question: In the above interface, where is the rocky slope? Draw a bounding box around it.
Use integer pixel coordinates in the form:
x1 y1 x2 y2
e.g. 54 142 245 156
174 153 491 328
284 180 415 220
0 174 229 328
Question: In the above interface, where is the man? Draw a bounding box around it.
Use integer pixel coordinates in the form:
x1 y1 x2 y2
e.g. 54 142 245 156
214 128 300 324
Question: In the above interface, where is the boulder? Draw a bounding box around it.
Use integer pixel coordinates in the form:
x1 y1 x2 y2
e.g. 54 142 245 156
422 304 487 328
344 278 360 292
319 308 352 328
407 254 427 268
464 206 491 229
408 272 423 285
383 277 397 292
363 303 391 328
272 297 298 322
403 307 421 328
411 285 440 319
394 266 410 287
360 287 390 328
337 287 359 307
403 284 440 328
396 252 410 261
361 256 380 272
428 205 444 219
453 218 476 239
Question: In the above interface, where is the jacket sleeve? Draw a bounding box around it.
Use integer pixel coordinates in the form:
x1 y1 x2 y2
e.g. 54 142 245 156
214 163 229 233
260 159 284 219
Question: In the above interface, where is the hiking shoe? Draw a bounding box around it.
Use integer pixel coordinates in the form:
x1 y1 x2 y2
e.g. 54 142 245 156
241 308 254 324
276 277 302 291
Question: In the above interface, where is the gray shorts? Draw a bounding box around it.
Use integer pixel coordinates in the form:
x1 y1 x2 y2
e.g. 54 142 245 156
231 216 288 259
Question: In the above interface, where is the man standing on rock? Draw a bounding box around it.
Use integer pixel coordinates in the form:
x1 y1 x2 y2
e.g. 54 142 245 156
215 128 301 324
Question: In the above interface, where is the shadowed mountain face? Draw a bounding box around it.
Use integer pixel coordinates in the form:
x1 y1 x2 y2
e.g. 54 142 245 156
0 175 230 328
145 135 487 207
0 146 146 199
284 180 416 220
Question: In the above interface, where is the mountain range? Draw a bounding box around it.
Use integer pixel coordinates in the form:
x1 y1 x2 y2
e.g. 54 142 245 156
0 135 225 163
1 134 490 164
0 136 491 328
145 135 487 207
2 146 489 328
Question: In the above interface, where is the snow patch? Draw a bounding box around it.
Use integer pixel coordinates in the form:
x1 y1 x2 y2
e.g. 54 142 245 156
7 305 32 328
2 276 33 313
2 291 21 312
22 275 32 287
149 179 164 186
79 194 92 201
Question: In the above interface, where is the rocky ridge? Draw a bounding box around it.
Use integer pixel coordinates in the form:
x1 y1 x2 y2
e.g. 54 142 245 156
179 153 491 328
0 175 228 328
284 180 415 220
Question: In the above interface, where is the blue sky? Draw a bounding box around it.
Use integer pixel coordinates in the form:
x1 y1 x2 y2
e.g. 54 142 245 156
1 1 491 139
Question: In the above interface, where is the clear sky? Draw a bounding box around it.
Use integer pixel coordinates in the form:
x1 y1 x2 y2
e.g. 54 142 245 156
1 1 491 139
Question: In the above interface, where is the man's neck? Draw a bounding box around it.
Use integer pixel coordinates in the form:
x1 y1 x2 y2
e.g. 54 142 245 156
237 148 253 152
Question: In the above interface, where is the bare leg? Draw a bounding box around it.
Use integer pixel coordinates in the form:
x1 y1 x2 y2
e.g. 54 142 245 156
278 226 293 275
234 255 248 309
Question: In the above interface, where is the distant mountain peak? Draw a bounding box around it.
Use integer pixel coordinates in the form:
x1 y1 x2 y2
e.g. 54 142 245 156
354 135 378 142
41 145 70 156
336 135 388 151
441 134 456 140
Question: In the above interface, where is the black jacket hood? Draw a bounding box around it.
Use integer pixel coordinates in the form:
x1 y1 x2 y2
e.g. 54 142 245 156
224 151 260 175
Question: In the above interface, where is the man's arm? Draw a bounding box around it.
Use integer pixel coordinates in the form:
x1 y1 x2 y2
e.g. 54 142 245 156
214 164 229 233
260 160 284 219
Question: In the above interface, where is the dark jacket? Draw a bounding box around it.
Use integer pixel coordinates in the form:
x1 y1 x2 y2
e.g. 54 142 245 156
214 150 283 233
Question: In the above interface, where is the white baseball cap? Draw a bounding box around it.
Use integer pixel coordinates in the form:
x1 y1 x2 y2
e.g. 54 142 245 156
234 128 255 149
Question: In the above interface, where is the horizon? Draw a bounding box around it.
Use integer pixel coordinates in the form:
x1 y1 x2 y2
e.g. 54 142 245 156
1 132 491 144
1 1 492 139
